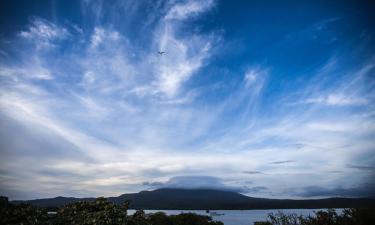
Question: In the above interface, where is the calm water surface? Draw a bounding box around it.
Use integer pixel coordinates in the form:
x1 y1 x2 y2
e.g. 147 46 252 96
128 209 343 225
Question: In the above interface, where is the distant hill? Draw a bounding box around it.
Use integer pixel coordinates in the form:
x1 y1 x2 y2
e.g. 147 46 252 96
13 196 95 208
12 188 375 210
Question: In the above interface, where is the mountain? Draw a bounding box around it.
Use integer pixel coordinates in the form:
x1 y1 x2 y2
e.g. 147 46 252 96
12 188 375 210
12 196 95 208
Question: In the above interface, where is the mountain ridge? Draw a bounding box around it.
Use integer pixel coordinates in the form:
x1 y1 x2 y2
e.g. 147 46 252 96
11 188 375 210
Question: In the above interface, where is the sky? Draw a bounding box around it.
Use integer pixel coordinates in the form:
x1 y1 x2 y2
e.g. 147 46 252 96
0 0 374 200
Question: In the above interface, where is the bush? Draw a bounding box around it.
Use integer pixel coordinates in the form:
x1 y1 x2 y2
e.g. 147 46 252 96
268 211 302 225
52 197 129 225
147 212 172 225
3 195 373 225
0 196 223 225
0 196 49 225
254 222 273 225
256 208 375 225
169 213 224 225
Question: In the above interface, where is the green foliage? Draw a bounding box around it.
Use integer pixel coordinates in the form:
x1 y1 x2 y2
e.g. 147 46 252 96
267 211 303 225
147 211 172 225
52 197 129 225
2 195 374 225
0 196 49 225
340 207 375 225
128 210 150 225
0 196 223 225
306 208 375 225
254 222 273 225
255 207 375 225
168 213 224 225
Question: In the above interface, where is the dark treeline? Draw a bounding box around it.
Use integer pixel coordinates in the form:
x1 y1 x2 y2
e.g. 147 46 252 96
254 208 375 225
1 196 223 225
2 196 375 225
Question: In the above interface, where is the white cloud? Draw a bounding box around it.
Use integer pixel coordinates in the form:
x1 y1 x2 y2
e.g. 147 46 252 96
306 121 361 132
155 41 211 97
165 0 214 20
289 62 374 108
244 68 267 90
305 94 368 106
19 18 69 49
81 71 96 86
0 58 53 80
244 70 258 86
1 1 374 200
90 27 105 48
90 27 120 48
149 0 215 98
0 1 221 199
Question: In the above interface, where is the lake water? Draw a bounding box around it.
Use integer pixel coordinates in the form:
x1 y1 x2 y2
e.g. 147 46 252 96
128 209 343 225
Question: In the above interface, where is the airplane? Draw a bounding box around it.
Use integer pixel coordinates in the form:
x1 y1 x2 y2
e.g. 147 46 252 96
158 51 165 55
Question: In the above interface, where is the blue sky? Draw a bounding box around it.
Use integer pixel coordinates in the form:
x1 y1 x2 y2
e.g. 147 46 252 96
0 0 374 200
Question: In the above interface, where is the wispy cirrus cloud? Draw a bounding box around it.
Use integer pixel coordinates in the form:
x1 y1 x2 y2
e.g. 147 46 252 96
165 0 214 20
152 0 215 98
19 17 69 49
0 0 374 200
0 0 222 199
303 94 368 106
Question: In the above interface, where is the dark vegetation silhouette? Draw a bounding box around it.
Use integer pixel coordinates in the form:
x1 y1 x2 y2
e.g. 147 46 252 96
1 196 223 225
254 208 375 225
2 195 375 225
